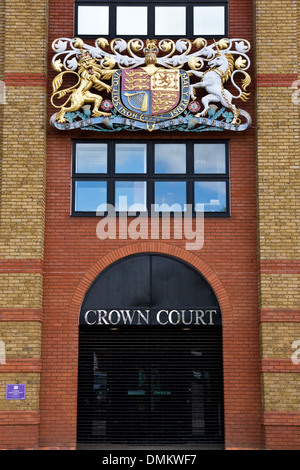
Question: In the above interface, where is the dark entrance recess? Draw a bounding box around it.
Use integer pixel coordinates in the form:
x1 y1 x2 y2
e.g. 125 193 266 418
77 254 224 445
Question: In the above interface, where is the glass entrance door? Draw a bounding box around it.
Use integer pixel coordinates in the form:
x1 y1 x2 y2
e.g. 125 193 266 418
77 326 224 445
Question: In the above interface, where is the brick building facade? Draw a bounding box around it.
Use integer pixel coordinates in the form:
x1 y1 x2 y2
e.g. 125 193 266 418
0 0 299 450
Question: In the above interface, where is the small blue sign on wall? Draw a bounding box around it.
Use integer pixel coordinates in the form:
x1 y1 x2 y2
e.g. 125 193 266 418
6 384 26 400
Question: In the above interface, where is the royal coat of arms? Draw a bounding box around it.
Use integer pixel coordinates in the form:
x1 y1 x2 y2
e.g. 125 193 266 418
50 37 252 132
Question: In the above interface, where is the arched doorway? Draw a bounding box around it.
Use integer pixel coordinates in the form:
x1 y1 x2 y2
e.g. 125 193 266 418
77 254 224 446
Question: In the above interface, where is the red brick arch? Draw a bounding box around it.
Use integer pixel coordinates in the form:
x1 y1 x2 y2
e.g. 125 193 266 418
69 241 233 447
69 242 233 325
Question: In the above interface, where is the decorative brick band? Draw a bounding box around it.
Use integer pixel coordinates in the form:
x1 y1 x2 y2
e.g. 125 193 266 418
260 260 300 274
0 309 43 322
261 359 300 373
0 260 44 274
264 412 300 427
3 73 47 87
0 411 40 426
0 359 42 373
260 309 300 322
256 73 298 87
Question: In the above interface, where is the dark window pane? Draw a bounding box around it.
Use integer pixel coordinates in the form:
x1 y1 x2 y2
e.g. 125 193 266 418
155 144 186 174
76 143 107 173
115 181 147 211
194 144 226 174
115 144 147 174
75 181 107 212
194 181 227 212
154 182 186 211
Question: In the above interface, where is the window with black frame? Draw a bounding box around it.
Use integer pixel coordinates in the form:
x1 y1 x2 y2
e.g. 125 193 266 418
74 1 228 39
72 140 230 216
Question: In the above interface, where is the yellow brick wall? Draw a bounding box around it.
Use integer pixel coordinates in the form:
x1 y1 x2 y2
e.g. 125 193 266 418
0 323 42 359
0 86 46 260
0 274 43 309
3 0 48 74
262 373 300 412
0 0 48 425
260 323 300 359
0 1 4 80
260 274 300 310
255 0 300 423
255 0 298 74
256 89 299 261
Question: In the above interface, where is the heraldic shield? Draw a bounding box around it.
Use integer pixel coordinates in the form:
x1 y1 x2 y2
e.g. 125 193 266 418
121 68 180 116
112 68 190 128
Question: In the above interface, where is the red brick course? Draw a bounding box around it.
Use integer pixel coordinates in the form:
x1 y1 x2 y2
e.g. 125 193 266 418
3 73 47 87
0 260 44 273
261 359 300 373
0 309 43 322
256 74 298 87
260 309 300 323
0 360 42 373
259 260 300 274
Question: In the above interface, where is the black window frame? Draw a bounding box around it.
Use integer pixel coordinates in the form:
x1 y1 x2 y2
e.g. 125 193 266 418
74 0 229 39
71 139 230 218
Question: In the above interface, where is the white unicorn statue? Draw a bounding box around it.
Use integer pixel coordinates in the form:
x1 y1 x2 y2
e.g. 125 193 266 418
189 49 251 125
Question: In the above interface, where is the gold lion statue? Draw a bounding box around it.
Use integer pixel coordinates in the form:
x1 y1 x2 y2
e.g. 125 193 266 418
51 51 116 123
